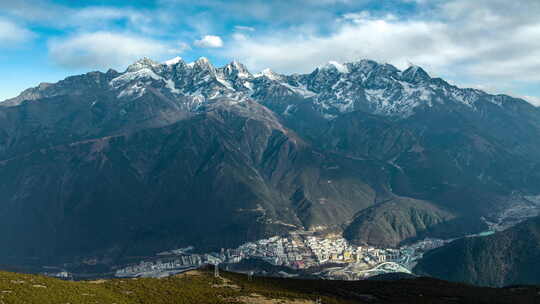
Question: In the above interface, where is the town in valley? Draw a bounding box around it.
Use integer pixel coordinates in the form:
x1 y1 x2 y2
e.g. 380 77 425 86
113 232 445 280
45 196 540 281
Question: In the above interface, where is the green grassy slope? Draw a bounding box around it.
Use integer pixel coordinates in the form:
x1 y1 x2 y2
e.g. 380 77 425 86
0 268 538 304
0 269 351 304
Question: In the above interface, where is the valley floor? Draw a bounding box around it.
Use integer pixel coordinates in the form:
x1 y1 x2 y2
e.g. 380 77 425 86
101 198 540 281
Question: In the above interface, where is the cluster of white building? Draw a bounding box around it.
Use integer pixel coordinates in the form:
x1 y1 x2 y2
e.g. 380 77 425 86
116 254 209 277
235 234 404 269
114 233 448 278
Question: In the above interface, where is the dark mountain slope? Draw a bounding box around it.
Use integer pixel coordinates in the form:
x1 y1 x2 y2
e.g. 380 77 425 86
415 216 540 287
0 98 379 265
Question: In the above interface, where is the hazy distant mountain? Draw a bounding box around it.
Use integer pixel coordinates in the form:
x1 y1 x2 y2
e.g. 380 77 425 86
415 216 540 287
1 57 539 269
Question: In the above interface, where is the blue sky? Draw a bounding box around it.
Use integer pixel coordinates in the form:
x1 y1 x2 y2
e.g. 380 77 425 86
1 0 539 105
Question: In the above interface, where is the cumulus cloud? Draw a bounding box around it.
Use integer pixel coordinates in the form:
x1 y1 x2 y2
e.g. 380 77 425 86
194 35 224 48
222 14 462 73
0 18 34 46
48 32 182 70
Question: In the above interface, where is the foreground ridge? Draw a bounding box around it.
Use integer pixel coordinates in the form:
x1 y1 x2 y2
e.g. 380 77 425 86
0 268 538 304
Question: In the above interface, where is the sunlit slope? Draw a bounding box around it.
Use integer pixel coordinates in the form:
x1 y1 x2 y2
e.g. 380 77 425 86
0 268 538 304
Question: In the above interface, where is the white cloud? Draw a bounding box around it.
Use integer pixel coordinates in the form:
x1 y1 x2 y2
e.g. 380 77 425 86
69 7 158 34
0 1 167 35
222 15 463 74
177 42 192 52
234 25 255 31
160 0 364 29
72 7 146 23
0 18 34 45
194 35 224 48
231 32 249 41
48 32 183 70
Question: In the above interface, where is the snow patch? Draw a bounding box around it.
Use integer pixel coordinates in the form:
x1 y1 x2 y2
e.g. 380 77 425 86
256 68 281 81
216 76 235 90
110 68 162 87
327 61 349 73
283 104 296 116
243 81 254 90
164 56 182 66
281 82 316 98
117 83 146 98
165 79 181 94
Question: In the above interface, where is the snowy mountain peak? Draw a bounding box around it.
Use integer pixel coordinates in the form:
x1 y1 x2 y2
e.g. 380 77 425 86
401 65 431 83
195 57 211 65
6 56 534 123
326 61 349 73
188 57 215 74
256 68 283 81
126 57 161 73
317 61 349 74
230 60 245 69
343 59 378 73
164 56 183 66
223 60 251 78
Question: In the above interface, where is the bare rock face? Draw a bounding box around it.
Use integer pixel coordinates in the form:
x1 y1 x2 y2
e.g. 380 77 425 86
0 57 539 268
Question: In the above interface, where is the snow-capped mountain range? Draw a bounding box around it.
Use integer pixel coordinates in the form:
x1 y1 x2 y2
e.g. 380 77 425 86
2 56 528 119
0 55 539 272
